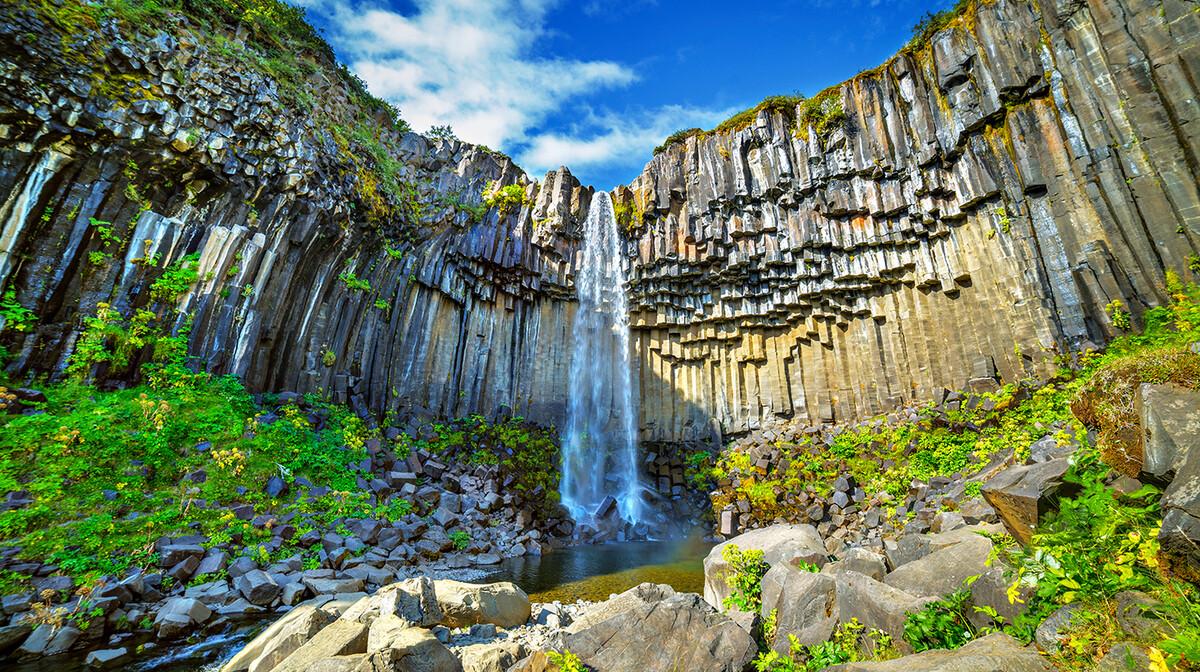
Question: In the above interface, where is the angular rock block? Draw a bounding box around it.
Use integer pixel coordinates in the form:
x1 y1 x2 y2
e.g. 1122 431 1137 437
564 593 757 672
432 580 530 629
758 564 837 653
703 524 827 611
981 458 1071 545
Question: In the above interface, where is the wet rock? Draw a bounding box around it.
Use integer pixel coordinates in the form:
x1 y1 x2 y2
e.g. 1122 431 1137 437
85 647 129 668
155 597 212 639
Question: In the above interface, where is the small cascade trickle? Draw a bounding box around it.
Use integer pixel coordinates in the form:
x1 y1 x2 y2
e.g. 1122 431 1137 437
561 192 644 526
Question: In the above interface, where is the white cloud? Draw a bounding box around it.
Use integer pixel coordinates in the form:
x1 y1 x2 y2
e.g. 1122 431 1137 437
301 0 636 149
517 105 736 183
299 0 736 187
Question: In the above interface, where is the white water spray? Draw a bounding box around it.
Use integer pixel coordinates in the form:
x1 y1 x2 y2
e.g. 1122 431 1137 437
561 192 643 525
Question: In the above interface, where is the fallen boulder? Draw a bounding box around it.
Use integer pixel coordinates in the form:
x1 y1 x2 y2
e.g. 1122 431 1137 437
833 570 936 642
564 592 757 672
703 524 827 610
432 580 530 629
759 563 837 653
271 619 369 672
981 458 1072 545
883 533 993 598
566 583 676 634
456 641 526 672
340 578 441 628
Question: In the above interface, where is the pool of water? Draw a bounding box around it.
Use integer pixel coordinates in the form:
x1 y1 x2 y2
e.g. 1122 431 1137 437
483 537 713 603
11 539 712 671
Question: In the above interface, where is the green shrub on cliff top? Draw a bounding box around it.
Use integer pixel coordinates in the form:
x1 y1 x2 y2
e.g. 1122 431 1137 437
907 0 973 50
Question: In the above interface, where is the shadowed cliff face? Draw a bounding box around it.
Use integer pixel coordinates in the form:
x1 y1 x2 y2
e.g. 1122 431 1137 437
0 0 1197 441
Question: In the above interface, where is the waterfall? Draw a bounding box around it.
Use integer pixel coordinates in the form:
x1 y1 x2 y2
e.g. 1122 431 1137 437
561 192 643 525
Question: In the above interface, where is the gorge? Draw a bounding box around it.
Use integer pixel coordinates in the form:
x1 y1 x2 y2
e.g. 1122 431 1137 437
1 0 1196 442
1 0 1200 670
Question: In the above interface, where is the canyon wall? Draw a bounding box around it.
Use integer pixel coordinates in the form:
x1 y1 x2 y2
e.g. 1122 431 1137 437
622 0 1200 439
1 0 1198 440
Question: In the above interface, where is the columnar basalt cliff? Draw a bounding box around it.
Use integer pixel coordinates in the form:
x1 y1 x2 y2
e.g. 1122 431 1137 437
620 0 1200 439
1 0 1198 441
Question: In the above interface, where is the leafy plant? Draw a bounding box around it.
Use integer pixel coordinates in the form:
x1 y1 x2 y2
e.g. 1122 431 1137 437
721 543 769 612
339 271 370 292
545 651 587 672
0 290 36 333
448 530 470 550
150 254 200 304
484 183 529 216
426 124 457 141
903 588 979 652
1106 299 1131 331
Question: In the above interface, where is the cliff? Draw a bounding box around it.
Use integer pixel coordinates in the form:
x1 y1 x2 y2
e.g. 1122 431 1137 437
1 0 1197 440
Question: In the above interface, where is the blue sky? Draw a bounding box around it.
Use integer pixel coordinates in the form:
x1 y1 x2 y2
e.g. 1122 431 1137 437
299 0 951 190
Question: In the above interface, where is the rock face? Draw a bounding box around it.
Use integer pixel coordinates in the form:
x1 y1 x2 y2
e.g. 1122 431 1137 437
758 564 837 652
563 592 758 672
1137 383 1200 580
1 0 1198 438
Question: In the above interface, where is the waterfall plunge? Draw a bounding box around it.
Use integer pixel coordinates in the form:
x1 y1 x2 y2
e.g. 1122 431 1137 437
561 192 643 525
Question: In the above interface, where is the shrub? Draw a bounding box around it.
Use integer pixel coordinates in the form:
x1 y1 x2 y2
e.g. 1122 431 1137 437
721 543 769 612
907 0 973 51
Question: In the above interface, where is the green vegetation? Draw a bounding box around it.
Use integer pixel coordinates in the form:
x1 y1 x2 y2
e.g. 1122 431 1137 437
426 124 457 142
903 588 981 652
613 199 644 232
715 274 1200 669
907 0 973 51
0 290 36 333
793 88 845 141
339 271 371 292
448 530 471 550
715 94 805 136
652 127 704 155
545 651 587 672
391 414 563 513
755 618 898 671
653 88 845 156
484 183 530 217
0 365 382 582
720 543 769 612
